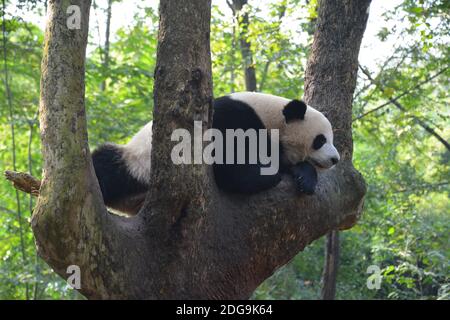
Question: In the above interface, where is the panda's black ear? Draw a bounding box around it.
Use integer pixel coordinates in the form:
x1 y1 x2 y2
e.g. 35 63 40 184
282 99 307 122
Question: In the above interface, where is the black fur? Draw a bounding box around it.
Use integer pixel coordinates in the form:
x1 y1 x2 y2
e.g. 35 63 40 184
212 96 283 194
282 99 307 122
92 144 148 207
290 161 318 195
312 134 326 150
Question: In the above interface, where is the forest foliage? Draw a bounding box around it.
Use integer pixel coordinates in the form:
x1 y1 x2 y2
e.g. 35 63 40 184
0 0 448 299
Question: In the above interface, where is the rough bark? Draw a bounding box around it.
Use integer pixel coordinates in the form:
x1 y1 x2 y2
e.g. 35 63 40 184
321 230 339 299
5 170 40 196
304 0 371 159
21 0 369 299
304 0 372 300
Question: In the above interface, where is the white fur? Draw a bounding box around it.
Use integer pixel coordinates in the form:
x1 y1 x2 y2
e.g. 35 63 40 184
122 121 153 184
300 107 339 168
308 142 339 169
230 92 339 168
229 92 288 130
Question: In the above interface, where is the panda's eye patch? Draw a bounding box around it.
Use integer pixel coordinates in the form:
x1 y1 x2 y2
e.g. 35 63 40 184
312 134 326 150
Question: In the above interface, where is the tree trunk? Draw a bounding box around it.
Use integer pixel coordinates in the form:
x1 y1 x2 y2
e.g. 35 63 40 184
28 0 368 299
231 0 257 91
304 0 371 159
304 0 372 300
100 0 112 91
321 230 340 299
258 3 286 92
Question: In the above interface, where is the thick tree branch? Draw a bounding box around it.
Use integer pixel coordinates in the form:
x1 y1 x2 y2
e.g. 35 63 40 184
4 170 41 196
147 0 214 231
29 0 118 299
304 0 371 301
304 0 371 159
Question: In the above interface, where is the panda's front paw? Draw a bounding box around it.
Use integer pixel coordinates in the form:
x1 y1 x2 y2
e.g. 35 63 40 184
291 162 318 195
295 175 316 195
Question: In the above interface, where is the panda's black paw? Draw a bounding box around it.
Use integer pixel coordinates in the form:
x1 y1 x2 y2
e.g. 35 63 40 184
291 161 318 195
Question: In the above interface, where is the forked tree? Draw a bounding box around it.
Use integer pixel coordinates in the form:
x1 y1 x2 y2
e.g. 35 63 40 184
6 0 370 299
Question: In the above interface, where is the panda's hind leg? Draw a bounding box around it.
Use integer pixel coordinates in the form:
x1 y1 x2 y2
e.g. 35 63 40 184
91 143 149 215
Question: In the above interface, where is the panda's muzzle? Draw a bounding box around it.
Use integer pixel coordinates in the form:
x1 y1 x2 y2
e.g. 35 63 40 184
307 143 340 170
307 157 328 169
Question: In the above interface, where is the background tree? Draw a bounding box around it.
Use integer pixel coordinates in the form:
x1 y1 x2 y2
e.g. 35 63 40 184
228 0 257 91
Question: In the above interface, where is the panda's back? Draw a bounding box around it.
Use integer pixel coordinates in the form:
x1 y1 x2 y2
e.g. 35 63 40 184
213 95 268 132
218 92 287 130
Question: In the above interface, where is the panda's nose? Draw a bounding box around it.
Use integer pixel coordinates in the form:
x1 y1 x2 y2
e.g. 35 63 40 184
331 157 339 165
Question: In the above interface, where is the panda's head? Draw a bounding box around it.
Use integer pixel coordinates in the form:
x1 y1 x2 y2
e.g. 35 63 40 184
281 99 340 169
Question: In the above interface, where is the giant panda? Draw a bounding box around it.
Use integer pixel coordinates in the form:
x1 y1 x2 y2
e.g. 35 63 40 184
92 92 340 215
